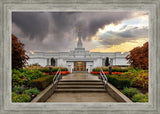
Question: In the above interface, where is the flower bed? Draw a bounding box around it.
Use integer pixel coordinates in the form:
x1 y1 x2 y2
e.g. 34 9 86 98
91 71 122 75
43 71 70 75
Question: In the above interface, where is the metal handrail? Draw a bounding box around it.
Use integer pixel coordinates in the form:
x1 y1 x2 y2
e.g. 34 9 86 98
53 67 61 85
99 68 108 85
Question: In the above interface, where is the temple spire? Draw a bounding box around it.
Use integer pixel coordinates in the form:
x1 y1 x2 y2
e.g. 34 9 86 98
77 25 83 48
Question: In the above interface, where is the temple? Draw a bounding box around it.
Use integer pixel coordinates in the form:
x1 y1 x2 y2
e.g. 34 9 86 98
27 26 129 73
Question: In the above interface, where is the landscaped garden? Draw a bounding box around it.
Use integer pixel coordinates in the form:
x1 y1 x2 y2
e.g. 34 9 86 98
91 66 148 102
11 34 149 103
12 64 70 102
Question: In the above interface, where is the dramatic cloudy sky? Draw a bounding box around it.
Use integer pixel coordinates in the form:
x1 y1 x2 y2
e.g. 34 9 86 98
12 12 149 54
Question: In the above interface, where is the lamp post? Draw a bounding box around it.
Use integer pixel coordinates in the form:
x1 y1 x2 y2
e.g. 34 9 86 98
49 67 52 75
109 66 112 75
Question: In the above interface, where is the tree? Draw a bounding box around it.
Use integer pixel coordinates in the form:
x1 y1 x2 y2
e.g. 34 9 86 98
105 57 110 66
126 42 148 70
12 34 29 69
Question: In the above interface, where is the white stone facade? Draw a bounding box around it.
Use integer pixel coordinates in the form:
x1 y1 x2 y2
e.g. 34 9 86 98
27 30 129 73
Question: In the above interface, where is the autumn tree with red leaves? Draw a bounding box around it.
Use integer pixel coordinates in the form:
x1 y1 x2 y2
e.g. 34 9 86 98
126 42 148 70
12 34 29 69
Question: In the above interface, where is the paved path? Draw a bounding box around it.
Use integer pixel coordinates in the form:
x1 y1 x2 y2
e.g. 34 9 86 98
47 92 116 102
46 72 117 102
61 72 100 80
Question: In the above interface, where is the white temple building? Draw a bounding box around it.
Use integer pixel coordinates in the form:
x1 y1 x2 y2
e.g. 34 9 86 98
27 27 129 73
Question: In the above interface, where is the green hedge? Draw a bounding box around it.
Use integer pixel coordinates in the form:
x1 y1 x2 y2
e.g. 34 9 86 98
39 67 68 73
111 69 128 72
106 75 132 89
30 75 54 90
92 67 129 72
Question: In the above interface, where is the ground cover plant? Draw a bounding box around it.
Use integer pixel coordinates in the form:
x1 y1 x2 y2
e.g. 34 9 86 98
132 93 148 102
12 86 40 102
122 87 140 98
23 88 40 97
12 93 31 102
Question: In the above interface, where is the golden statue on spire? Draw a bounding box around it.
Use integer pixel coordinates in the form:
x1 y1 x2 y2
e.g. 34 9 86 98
79 25 81 31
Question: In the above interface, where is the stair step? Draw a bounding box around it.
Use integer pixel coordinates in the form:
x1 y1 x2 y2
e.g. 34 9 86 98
55 89 106 92
57 85 104 89
60 80 102 82
58 82 104 85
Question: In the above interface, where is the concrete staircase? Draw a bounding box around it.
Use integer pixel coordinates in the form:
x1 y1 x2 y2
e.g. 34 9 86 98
55 80 106 92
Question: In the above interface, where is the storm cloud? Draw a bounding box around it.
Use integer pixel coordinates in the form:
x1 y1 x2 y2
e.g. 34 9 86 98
99 26 148 46
12 12 148 52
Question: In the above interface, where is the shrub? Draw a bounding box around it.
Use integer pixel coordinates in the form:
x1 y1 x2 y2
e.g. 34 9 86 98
12 69 46 87
23 88 40 96
111 68 128 72
121 70 148 90
12 92 17 98
60 67 68 71
12 94 31 102
122 87 140 98
39 67 50 73
132 93 148 102
92 67 129 72
39 67 68 73
30 75 54 90
12 86 26 94
107 75 132 89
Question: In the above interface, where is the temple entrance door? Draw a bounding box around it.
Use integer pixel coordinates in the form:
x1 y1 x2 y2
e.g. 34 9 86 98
74 62 86 71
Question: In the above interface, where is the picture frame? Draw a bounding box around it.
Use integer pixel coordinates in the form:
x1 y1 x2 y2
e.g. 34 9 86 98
0 0 160 114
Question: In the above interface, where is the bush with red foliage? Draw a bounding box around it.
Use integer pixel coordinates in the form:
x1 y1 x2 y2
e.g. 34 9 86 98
126 42 148 70
12 34 29 69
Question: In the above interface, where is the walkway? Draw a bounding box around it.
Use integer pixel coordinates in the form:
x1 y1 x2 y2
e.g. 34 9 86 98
46 72 116 102
61 72 99 80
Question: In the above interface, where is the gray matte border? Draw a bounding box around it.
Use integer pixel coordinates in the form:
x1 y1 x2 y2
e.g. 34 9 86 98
0 0 160 114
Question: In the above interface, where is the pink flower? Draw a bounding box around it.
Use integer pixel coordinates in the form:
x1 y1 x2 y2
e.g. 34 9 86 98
23 77 27 81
